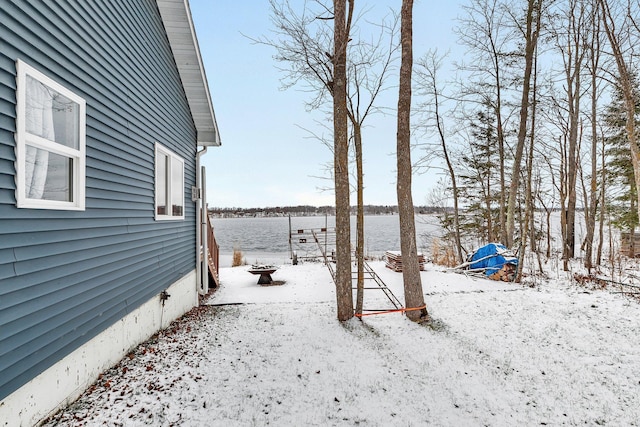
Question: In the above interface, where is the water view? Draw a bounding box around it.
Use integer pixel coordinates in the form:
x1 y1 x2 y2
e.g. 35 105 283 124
211 214 442 267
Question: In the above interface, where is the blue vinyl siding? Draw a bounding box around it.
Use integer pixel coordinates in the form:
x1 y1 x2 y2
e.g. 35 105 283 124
0 0 200 400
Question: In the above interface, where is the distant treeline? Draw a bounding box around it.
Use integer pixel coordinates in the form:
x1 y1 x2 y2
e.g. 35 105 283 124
209 205 443 218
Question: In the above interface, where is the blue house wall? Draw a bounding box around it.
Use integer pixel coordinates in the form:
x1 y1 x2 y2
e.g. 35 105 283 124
0 0 199 400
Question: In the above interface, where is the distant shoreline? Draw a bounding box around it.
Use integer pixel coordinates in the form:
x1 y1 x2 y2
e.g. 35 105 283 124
209 205 441 219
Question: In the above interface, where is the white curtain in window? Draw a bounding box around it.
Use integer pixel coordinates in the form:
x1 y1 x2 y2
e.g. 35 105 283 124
24 77 54 199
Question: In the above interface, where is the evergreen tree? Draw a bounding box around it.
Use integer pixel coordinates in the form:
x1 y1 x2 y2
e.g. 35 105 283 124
459 109 502 242
603 74 640 231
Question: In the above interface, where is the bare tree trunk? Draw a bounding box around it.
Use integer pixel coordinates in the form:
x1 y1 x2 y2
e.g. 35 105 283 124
493 35 508 246
538 157 554 259
631 200 637 257
560 133 568 271
559 0 586 268
597 128 606 265
565 58 580 263
585 0 601 271
518 46 540 283
546 205 552 258
354 123 365 316
496 88 507 244
529 174 538 253
346 16 397 317
440 124 464 264
456 0 510 244
506 0 542 248
264 0 393 319
397 0 427 322
333 0 354 321
486 166 494 243
417 52 464 264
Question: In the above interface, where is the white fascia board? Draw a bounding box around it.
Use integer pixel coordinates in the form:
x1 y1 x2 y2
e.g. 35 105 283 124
157 0 221 147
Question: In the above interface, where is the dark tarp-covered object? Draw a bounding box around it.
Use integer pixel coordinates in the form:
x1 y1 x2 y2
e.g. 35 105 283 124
468 243 518 277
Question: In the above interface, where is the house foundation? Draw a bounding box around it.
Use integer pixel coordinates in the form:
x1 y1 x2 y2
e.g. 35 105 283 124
0 270 198 427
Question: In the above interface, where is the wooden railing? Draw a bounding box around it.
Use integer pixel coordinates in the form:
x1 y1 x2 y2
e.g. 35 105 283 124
206 213 220 287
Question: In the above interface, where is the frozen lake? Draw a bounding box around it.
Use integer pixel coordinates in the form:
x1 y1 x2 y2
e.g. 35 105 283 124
210 214 442 267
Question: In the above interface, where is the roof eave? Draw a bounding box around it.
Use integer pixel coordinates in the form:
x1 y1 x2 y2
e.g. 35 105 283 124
156 0 221 147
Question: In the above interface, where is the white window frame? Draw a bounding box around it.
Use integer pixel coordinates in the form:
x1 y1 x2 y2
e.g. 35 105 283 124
15 59 86 210
155 143 185 221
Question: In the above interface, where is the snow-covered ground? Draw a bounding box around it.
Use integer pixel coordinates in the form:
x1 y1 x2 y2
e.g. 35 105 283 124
44 261 640 426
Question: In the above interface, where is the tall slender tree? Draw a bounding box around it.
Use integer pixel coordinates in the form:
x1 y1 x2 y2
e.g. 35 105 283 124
551 0 587 269
518 40 540 282
261 0 355 320
505 0 543 248
345 15 399 317
455 0 514 244
333 0 354 321
414 51 464 263
397 0 428 322
584 0 604 271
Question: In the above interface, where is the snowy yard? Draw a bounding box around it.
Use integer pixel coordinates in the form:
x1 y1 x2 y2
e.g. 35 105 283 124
45 261 640 426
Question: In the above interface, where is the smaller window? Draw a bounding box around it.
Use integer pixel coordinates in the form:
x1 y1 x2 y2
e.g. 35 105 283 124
155 143 184 220
15 60 86 210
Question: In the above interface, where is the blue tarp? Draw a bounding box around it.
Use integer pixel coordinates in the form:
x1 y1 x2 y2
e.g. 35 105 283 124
468 243 518 277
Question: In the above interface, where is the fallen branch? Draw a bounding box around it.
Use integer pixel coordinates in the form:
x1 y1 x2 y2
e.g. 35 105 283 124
595 277 640 289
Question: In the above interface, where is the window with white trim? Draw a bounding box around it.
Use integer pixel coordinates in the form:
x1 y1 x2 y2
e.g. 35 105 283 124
15 60 86 210
155 143 184 220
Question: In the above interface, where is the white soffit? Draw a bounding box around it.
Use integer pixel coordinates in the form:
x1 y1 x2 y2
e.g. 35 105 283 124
157 0 221 147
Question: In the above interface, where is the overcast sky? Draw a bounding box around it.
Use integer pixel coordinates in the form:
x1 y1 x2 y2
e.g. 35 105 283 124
190 0 463 208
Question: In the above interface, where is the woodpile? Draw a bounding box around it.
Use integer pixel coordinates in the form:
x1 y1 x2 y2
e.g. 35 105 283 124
488 264 516 282
384 251 426 272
